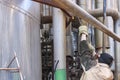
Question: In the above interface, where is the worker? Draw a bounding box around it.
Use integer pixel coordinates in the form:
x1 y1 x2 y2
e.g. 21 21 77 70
79 25 114 80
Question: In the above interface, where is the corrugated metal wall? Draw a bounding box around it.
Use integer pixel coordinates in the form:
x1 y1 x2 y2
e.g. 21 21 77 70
0 0 42 80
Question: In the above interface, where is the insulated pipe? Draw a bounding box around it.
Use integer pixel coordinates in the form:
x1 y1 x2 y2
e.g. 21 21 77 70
88 8 120 21
88 8 120 53
94 0 104 53
53 0 120 42
78 0 87 10
53 8 66 80
114 17 120 80
115 1 120 79
78 0 87 25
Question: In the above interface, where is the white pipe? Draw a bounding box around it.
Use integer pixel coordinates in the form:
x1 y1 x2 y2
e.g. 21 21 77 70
53 8 66 80
53 8 66 69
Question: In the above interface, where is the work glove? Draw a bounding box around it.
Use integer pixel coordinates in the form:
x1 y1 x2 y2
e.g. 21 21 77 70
79 25 88 36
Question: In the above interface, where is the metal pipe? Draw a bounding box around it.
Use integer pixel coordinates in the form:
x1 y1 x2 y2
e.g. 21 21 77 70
114 18 120 80
118 0 120 11
94 0 104 53
115 1 120 79
0 68 19 71
53 8 66 80
78 0 87 25
88 8 120 21
53 0 120 42
78 0 87 10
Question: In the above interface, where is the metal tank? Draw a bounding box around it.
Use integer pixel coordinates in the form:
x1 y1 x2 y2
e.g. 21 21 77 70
0 0 41 80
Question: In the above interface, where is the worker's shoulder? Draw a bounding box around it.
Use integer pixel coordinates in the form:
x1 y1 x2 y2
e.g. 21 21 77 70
97 63 109 68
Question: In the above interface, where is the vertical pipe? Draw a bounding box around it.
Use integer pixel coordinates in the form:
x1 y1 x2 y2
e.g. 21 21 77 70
53 8 66 80
118 0 120 11
90 0 95 46
87 0 92 10
117 4 120 80
71 0 78 56
78 0 87 25
103 0 110 53
94 0 103 53
78 0 87 10
115 0 120 77
115 19 120 80
106 0 115 72
91 0 95 9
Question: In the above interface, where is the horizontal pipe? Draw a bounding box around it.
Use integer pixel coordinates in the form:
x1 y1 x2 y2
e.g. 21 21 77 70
32 0 71 16
53 0 120 42
32 0 57 8
41 9 120 24
0 68 19 71
88 8 120 21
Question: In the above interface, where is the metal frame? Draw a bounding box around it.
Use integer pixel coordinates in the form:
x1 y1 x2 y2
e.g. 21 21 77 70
0 52 23 80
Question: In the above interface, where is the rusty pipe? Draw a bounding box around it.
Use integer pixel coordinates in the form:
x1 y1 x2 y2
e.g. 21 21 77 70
52 0 120 42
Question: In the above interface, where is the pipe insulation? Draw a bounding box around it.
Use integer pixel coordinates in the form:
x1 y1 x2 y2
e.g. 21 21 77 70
53 8 67 80
53 0 120 42
88 8 120 21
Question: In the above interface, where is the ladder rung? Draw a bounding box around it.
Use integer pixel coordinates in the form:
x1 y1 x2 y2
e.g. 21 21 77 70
0 68 19 71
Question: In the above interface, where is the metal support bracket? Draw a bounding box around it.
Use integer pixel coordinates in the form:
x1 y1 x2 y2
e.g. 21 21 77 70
0 51 23 80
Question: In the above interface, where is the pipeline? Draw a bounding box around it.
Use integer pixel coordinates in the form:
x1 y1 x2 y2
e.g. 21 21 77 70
53 8 67 80
53 0 120 42
33 0 120 42
88 8 120 21
41 8 120 26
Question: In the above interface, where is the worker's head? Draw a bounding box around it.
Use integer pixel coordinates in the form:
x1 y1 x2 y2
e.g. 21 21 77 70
98 53 113 67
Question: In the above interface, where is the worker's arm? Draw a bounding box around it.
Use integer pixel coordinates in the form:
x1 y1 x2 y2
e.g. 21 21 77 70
79 25 97 71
